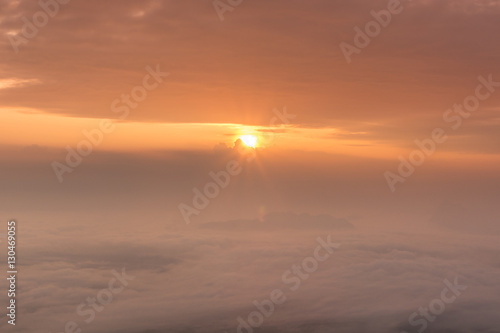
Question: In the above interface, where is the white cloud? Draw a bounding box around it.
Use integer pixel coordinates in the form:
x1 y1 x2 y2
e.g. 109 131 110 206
0 77 40 90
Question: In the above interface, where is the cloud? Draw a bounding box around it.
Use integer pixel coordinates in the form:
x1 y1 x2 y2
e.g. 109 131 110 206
2 221 499 333
0 0 499 129
0 77 40 90
200 211 355 231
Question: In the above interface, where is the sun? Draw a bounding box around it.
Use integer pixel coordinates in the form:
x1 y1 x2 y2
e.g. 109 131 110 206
239 135 258 148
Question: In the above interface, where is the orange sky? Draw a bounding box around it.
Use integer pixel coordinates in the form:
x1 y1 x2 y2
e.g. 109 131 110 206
1 0 499 160
0 0 499 220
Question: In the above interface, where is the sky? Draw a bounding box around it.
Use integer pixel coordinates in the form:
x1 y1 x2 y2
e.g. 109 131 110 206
0 0 499 332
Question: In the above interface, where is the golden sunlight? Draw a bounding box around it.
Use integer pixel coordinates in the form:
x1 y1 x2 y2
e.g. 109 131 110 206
239 135 258 148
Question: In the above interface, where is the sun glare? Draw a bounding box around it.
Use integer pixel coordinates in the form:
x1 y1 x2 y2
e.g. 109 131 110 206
240 135 258 148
